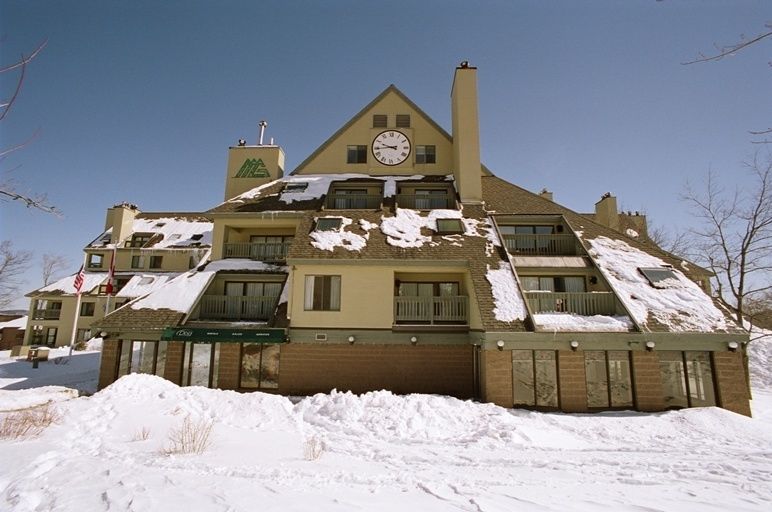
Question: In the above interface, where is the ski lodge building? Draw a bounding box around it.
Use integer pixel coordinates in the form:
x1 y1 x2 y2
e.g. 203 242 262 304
24 63 751 415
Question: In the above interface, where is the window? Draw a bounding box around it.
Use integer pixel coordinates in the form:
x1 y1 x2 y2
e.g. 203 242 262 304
398 282 459 297
415 145 436 164
240 343 280 389
168 234 181 241
76 329 92 342
115 277 131 291
346 145 367 164
284 182 309 193
436 218 464 234
521 276 586 293
584 351 633 408
80 302 95 316
33 300 62 320
182 342 220 387
131 255 144 269
660 351 716 408
248 235 292 261
222 281 282 320
30 325 43 345
128 233 152 248
396 114 410 128
315 217 343 231
372 114 387 128
639 267 679 288
330 188 371 209
117 340 168 379
139 276 156 285
512 350 559 408
87 253 104 269
149 255 163 269
45 327 58 346
411 188 449 209
304 275 341 311
190 234 204 241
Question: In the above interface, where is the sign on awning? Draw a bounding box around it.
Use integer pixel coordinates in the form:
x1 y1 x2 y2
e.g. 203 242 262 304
161 327 285 343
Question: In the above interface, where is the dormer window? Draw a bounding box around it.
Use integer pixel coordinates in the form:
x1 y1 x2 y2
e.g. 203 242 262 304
326 183 382 210
190 234 204 241
128 233 152 248
87 253 104 269
154 222 166 228
168 234 181 241
639 267 679 288
396 114 410 128
284 182 309 193
315 218 343 231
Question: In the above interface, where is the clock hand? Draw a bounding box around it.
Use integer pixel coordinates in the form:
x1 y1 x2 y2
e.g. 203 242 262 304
375 145 398 150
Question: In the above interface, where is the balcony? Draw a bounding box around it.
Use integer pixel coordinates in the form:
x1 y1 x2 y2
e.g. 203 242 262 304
324 193 382 210
32 309 62 321
502 234 579 256
395 194 454 210
524 292 617 316
222 242 290 262
198 296 278 321
394 296 468 324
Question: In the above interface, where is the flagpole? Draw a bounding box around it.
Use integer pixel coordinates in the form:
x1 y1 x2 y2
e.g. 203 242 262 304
69 252 88 357
69 291 83 357
104 246 116 316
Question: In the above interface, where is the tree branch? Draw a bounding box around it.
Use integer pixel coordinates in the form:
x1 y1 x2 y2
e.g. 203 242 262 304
682 27 772 65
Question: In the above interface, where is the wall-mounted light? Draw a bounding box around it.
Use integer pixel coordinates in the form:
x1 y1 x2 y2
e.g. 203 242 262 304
570 340 580 351
496 340 505 351
728 341 739 352
589 276 598 285
645 341 656 351
410 336 418 345
348 335 355 344
99 331 107 338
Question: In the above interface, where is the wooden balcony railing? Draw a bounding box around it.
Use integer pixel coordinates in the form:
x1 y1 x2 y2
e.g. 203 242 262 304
222 242 290 262
524 291 618 316
32 309 62 320
324 194 382 210
198 295 278 321
502 234 579 256
394 296 468 324
395 194 454 210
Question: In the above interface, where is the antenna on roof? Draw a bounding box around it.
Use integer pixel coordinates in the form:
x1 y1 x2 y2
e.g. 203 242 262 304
258 120 268 146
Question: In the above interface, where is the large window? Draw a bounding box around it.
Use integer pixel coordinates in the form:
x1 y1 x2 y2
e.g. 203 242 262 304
182 342 221 388
346 145 367 164
398 282 459 297
584 351 633 408
415 188 447 209
248 235 292 261
304 275 341 311
223 281 282 320
117 340 168 378
87 253 104 269
512 350 559 408
521 276 585 293
659 351 716 408
415 145 436 164
45 327 58 346
240 343 280 389
128 233 152 248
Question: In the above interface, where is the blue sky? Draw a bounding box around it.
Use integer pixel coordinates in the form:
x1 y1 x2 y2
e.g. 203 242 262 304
1 0 770 308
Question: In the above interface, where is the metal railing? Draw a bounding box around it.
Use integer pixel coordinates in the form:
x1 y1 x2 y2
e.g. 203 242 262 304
199 295 278 321
502 234 579 256
324 194 382 210
524 291 617 316
32 309 62 320
395 194 454 210
222 242 290 262
394 296 468 324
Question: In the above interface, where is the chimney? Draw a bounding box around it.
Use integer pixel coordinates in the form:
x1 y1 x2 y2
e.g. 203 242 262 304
539 188 554 202
594 193 619 231
224 138 285 201
451 61 483 203
105 203 139 245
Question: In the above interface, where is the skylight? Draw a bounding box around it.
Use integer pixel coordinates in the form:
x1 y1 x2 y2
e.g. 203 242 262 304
639 267 679 288
436 218 464 235
315 218 343 231
285 182 309 193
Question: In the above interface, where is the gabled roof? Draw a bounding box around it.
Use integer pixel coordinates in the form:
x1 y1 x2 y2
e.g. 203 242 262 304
88 214 214 250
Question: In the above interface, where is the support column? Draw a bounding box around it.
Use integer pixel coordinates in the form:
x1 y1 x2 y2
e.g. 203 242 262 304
631 351 665 412
557 350 588 412
164 341 185 385
217 343 241 390
713 351 752 417
97 339 121 390
481 349 513 407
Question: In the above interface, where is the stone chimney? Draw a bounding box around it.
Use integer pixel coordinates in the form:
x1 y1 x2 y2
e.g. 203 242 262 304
224 142 285 201
451 61 483 203
594 193 619 231
105 202 139 245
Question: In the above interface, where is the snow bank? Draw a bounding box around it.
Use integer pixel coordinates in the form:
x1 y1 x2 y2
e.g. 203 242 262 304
533 312 634 332
0 386 78 411
587 236 728 331
486 262 527 321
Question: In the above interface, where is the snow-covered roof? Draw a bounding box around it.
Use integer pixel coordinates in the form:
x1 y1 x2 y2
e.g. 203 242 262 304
532 313 634 332
486 262 527 322
36 272 107 295
115 273 180 298
0 315 27 329
586 236 729 332
90 216 213 249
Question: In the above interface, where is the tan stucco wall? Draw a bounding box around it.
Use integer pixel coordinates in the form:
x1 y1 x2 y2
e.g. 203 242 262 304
224 145 285 201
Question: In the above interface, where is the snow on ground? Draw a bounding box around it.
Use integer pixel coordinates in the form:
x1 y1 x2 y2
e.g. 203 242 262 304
0 348 100 394
0 337 771 511
586 236 729 332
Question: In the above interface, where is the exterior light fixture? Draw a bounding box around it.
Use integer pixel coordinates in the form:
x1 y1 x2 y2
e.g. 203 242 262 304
410 336 418 345
728 341 739 352
348 335 355 344
645 341 656 351
570 340 580 351
496 340 505 351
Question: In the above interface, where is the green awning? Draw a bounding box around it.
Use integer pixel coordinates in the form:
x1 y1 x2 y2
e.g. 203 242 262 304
161 327 285 343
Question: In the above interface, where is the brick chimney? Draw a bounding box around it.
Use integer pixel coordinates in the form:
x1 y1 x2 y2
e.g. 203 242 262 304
594 193 619 231
451 61 483 203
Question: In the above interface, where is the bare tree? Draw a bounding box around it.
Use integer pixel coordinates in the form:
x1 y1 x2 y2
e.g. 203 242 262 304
0 241 32 309
682 23 772 144
41 253 69 286
0 40 58 215
683 154 772 324
646 222 690 258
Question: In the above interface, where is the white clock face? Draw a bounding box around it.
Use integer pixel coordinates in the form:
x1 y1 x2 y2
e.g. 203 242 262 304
372 130 411 166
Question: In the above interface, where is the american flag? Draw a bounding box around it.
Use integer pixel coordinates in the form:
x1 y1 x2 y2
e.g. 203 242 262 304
73 265 85 294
